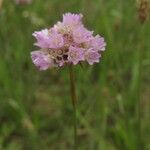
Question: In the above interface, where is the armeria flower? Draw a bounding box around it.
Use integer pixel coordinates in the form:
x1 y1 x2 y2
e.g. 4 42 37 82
85 48 101 65
48 30 64 49
32 29 50 48
31 13 106 70
31 51 55 70
90 35 106 51
68 46 85 65
73 26 93 44
62 13 83 30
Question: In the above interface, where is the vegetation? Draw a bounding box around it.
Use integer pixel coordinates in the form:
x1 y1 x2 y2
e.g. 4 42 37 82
0 0 149 149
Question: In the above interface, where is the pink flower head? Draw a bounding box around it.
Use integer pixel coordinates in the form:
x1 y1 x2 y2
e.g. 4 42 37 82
62 13 83 30
48 30 64 49
68 46 85 65
85 48 101 65
90 35 106 51
31 51 55 70
31 13 106 70
32 29 50 48
73 26 93 44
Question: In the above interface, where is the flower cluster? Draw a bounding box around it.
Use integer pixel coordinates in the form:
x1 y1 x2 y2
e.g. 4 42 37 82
31 13 106 70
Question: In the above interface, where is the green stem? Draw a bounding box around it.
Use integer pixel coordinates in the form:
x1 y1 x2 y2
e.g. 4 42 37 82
69 64 77 150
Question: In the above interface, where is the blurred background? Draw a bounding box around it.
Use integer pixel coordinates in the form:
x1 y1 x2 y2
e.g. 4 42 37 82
0 0 150 149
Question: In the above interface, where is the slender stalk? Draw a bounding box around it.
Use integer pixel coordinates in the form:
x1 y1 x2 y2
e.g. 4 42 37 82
138 50 142 150
137 24 145 149
69 64 77 150
137 28 143 150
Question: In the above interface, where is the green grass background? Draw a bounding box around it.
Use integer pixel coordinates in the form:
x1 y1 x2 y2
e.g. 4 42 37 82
0 0 150 149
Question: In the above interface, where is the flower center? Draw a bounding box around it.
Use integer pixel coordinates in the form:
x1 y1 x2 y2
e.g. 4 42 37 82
57 49 63 55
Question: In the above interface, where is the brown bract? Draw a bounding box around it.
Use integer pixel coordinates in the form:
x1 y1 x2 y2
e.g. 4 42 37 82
0 0 3 9
138 0 149 23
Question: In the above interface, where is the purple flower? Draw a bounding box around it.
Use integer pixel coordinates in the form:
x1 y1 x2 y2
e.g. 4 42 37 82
31 13 106 70
48 30 64 49
31 51 55 70
85 49 101 65
73 26 93 44
62 13 83 30
90 35 106 51
68 46 85 65
32 29 50 48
